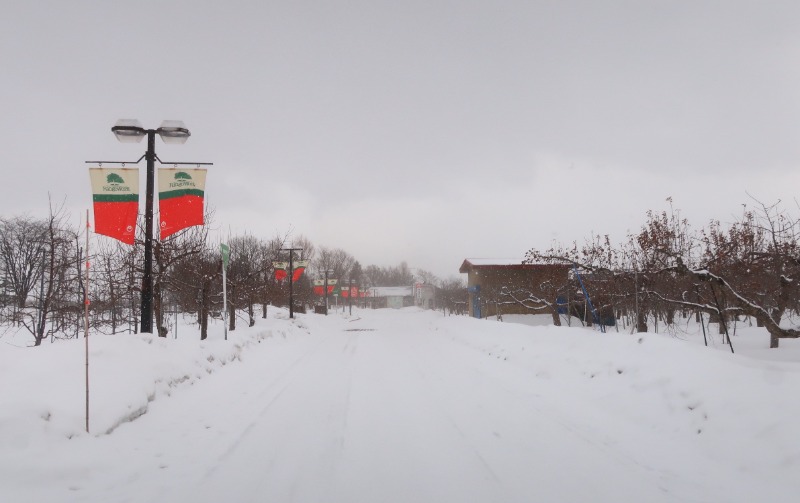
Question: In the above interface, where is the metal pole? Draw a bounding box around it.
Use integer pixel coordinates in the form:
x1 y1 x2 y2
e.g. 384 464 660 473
573 263 603 332
324 270 329 315
141 130 156 334
38 246 45 338
222 261 228 339
280 247 302 319
84 210 90 434
288 252 294 318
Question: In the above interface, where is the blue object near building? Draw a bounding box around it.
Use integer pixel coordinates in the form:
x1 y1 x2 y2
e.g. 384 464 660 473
556 295 568 314
467 284 481 319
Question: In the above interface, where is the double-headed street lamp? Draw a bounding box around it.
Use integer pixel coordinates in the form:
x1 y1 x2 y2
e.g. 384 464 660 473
280 247 304 319
111 119 191 334
323 269 334 315
348 278 356 315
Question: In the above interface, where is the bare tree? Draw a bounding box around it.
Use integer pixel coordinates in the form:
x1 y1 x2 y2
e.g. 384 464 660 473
413 268 440 285
260 232 289 317
0 215 49 310
528 197 800 348
316 247 355 281
92 238 140 334
224 234 268 329
0 203 80 345
172 246 219 340
363 261 415 287
154 221 210 337
439 276 468 315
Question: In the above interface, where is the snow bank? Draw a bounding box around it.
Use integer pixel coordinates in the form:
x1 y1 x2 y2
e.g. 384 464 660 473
0 309 309 443
2 307 800 502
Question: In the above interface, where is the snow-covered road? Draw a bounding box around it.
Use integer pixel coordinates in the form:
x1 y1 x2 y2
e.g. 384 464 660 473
4 308 799 502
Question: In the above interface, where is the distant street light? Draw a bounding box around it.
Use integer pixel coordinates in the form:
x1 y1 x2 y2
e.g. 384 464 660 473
323 269 334 315
281 247 303 318
111 119 191 334
348 278 356 316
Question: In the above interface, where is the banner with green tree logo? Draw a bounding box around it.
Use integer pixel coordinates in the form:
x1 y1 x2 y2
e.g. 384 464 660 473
89 168 139 245
158 168 206 239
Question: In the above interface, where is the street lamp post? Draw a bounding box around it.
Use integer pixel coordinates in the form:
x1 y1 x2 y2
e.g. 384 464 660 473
323 269 334 315
348 279 356 316
280 247 303 319
111 120 190 334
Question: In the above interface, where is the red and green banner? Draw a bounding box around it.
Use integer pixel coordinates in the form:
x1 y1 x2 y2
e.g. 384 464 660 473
340 285 358 298
312 278 338 295
273 262 289 281
292 260 309 283
274 260 309 282
158 168 206 239
89 168 139 245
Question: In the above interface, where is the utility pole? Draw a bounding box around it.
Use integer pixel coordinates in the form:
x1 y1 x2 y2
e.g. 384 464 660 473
348 278 357 315
324 269 334 315
281 247 303 318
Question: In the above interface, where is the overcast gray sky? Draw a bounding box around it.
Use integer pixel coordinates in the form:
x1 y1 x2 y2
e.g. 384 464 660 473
2 1 799 279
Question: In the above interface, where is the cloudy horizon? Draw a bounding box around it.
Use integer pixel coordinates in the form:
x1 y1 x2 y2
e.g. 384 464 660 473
2 1 798 279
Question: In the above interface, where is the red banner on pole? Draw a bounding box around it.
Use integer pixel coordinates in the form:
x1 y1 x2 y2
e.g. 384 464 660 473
89 168 139 245
158 168 206 239
292 260 309 283
273 262 288 281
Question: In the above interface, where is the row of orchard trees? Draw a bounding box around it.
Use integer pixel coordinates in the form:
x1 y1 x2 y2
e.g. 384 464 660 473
523 198 800 348
1 205 466 345
0 204 86 345
0 204 218 345
0 206 346 343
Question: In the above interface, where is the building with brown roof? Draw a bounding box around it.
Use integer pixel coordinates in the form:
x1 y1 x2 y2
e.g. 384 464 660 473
459 258 571 321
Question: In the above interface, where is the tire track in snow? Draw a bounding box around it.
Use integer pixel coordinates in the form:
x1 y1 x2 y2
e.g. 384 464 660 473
333 322 511 503
400 332 506 488
412 321 725 501
182 329 360 503
200 331 331 476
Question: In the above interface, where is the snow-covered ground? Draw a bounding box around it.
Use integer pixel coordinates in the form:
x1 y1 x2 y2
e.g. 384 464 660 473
2 307 799 502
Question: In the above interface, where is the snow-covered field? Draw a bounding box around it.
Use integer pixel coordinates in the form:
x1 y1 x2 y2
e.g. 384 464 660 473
2 307 799 502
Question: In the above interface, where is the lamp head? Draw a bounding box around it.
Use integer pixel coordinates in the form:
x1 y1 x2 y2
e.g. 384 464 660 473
157 120 190 144
111 119 146 143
